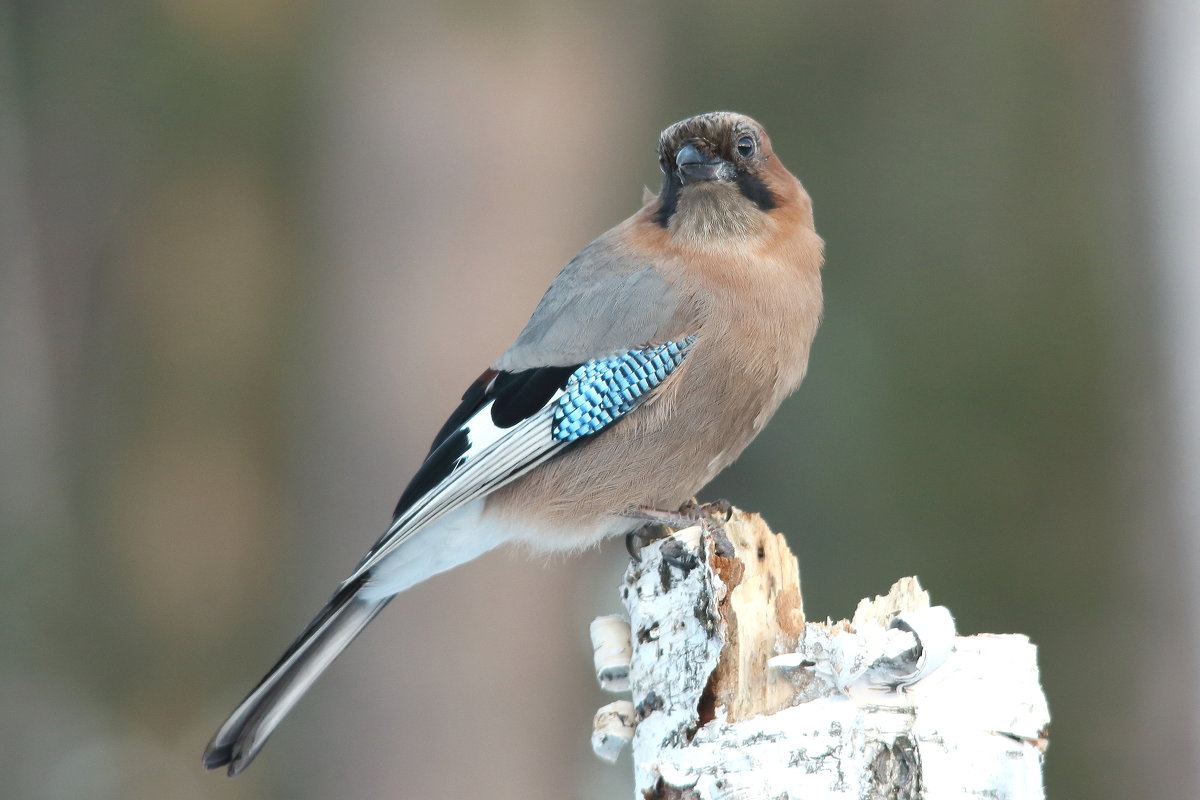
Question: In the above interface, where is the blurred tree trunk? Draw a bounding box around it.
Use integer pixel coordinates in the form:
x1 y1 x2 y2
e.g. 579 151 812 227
1138 1 1200 796
293 3 653 797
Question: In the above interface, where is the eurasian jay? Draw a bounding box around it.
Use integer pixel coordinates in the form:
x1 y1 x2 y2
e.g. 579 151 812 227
204 111 824 774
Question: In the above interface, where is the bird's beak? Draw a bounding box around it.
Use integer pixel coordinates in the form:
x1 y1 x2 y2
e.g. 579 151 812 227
675 143 734 185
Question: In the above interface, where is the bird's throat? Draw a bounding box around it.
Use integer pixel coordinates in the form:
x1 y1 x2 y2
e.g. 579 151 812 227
667 184 768 245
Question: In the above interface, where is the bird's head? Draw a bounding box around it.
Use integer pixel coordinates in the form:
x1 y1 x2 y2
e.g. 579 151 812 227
649 112 809 246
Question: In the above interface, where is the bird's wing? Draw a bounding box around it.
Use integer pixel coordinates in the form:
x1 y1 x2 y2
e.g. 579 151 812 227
349 243 694 580
493 235 688 371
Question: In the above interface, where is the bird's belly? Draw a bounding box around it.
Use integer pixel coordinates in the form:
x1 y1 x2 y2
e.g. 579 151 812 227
485 381 774 547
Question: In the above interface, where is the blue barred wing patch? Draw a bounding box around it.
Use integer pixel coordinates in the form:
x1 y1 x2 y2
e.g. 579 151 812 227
552 336 697 442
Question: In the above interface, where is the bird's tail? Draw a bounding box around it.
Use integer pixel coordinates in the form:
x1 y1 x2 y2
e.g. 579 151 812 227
203 576 389 776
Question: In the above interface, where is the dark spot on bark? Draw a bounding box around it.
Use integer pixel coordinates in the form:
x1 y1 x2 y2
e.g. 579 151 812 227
709 525 735 558
644 777 701 800
695 673 717 730
635 691 664 720
867 735 922 800
661 538 699 573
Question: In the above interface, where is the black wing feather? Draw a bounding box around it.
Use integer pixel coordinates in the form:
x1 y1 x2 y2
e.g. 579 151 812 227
490 365 577 427
391 365 579 521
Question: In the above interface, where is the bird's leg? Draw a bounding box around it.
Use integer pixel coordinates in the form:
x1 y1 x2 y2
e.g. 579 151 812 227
628 506 706 530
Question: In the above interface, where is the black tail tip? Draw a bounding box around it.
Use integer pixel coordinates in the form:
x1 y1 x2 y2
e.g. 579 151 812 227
202 743 249 777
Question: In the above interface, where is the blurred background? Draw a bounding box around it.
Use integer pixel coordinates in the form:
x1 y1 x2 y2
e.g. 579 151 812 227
3 0 1198 797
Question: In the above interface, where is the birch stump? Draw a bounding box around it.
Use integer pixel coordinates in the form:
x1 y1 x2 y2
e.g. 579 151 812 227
589 509 1050 799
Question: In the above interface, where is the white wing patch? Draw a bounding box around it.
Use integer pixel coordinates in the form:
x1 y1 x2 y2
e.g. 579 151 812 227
349 398 567 581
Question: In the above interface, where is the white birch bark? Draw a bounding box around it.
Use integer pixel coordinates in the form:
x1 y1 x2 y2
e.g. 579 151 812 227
590 510 1049 799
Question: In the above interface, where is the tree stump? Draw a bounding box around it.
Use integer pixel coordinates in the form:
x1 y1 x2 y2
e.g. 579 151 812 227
590 509 1050 799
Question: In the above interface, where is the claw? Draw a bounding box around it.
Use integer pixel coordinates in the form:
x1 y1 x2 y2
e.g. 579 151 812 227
700 498 733 521
626 523 671 562
625 530 641 562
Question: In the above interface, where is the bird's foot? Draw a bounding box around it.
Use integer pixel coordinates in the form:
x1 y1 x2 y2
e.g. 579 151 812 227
674 498 736 558
677 497 734 524
623 499 735 562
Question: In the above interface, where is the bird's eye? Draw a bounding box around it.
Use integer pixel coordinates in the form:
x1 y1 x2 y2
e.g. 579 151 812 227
736 135 756 158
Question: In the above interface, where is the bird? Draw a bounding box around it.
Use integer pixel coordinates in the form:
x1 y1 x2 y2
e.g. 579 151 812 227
203 110 824 775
